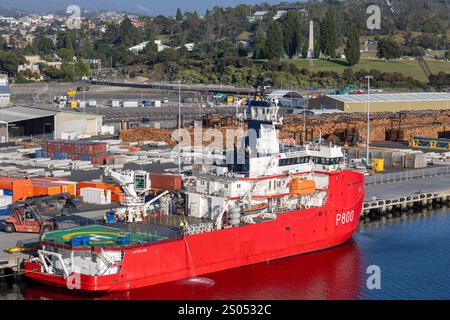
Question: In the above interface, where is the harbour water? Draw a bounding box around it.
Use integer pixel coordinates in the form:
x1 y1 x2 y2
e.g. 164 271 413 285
1 207 450 300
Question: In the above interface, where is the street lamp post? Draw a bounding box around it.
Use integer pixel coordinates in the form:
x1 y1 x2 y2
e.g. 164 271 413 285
365 75 373 165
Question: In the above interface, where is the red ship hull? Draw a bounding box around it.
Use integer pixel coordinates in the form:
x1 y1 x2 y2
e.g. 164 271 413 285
23 170 365 292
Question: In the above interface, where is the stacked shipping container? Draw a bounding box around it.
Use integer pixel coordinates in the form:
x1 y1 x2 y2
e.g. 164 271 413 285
0 177 77 201
150 173 182 191
42 140 113 165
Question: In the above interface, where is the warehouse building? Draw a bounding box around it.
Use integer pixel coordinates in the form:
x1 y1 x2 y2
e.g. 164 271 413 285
0 106 56 140
54 111 103 139
314 93 450 113
0 106 103 142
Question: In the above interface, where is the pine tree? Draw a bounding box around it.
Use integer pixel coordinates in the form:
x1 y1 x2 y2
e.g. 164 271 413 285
282 11 303 58
344 23 360 66
265 21 284 59
176 8 183 21
319 9 339 58
253 29 267 59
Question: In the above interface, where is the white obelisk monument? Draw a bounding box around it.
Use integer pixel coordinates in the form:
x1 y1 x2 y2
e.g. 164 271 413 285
307 20 315 66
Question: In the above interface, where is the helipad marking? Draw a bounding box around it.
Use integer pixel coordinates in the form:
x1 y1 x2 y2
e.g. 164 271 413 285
62 231 130 245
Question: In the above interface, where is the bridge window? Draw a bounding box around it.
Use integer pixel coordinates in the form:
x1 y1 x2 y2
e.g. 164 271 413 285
312 157 342 165
279 156 310 167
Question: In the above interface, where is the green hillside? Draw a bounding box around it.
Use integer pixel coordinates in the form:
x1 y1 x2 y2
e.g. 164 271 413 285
286 59 450 83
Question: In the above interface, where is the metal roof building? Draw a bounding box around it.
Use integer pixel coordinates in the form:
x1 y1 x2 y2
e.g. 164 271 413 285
0 106 56 139
0 106 103 142
0 106 56 123
319 92 450 113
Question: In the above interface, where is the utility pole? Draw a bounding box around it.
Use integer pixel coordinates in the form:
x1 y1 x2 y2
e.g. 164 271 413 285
365 75 373 165
177 79 183 175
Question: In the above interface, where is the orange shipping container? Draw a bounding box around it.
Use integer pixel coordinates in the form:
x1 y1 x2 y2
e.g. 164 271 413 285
32 182 62 196
106 184 123 193
32 177 70 182
0 177 34 202
150 173 182 191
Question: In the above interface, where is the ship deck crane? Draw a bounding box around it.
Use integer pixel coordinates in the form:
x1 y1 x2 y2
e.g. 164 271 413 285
103 166 149 222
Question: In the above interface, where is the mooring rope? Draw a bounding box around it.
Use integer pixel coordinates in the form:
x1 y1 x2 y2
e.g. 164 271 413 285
0 269 38 279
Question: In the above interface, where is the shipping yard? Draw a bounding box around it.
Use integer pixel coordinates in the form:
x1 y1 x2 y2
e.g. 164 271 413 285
1 8 450 296
1 81 450 278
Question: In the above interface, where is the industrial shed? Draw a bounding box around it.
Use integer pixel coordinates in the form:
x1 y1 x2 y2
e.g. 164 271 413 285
318 93 450 113
54 111 103 139
0 106 56 140
0 106 103 142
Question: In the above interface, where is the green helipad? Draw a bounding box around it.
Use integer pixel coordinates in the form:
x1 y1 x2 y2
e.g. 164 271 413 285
42 225 165 247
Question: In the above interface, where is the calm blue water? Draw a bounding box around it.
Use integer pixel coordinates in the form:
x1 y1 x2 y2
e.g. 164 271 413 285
1 207 450 300
356 207 450 300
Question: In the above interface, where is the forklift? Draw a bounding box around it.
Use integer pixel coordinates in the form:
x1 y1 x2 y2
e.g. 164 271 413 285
2 193 78 235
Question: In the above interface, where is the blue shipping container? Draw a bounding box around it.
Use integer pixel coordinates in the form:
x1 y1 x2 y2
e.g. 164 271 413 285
0 209 12 215
116 237 130 245
3 190 13 196
71 236 90 246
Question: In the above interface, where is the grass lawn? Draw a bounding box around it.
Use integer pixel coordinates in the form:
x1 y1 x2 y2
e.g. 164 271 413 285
286 58 450 83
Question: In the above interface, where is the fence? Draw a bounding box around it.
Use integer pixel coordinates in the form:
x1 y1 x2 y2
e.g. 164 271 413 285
8 133 54 143
365 166 450 185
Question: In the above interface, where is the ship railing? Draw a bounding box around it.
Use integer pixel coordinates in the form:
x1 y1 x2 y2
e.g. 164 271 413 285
41 230 185 252
365 166 450 185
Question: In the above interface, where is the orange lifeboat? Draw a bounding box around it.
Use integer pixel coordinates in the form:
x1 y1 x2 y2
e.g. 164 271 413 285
289 178 316 196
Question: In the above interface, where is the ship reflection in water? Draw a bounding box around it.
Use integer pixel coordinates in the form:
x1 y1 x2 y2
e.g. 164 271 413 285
22 240 362 300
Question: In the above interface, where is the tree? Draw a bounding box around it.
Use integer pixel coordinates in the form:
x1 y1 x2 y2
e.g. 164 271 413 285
33 35 56 55
143 40 158 54
57 48 75 62
0 36 6 49
176 8 183 21
253 28 267 59
344 23 360 66
107 17 144 47
377 38 402 60
0 51 26 76
281 11 303 58
265 21 284 59
319 9 339 58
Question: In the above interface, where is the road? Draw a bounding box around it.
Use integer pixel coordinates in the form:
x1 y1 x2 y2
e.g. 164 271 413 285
365 174 450 200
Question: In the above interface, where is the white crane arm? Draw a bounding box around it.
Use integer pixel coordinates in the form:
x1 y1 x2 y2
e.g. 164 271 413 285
103 166 138 197
144 190 170 210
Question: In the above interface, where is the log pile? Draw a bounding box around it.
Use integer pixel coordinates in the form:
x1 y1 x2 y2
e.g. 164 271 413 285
120 126 246 147
202 114 238 128
120 110 450 147
120 128 177 145
281 110 450 143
